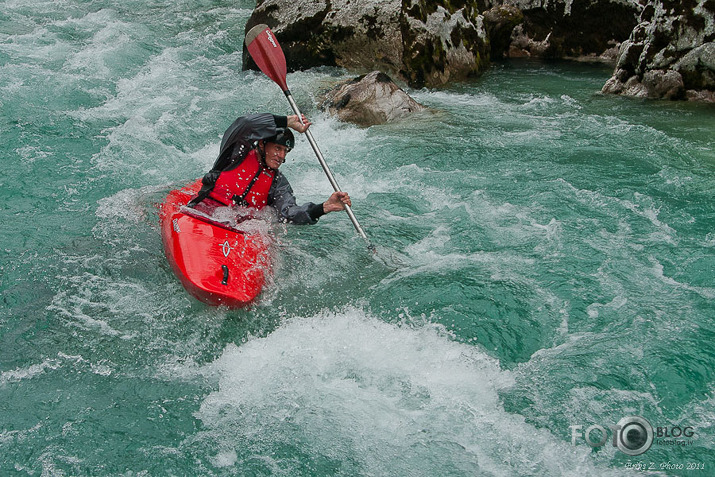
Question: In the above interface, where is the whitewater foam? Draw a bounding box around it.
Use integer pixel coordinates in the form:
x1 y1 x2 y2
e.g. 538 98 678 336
190 308 629 476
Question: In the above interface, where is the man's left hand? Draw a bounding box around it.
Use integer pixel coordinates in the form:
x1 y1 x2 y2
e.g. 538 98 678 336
323 191 351 213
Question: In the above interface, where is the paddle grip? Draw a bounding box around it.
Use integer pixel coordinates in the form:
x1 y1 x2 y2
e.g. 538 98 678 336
284 91 371 245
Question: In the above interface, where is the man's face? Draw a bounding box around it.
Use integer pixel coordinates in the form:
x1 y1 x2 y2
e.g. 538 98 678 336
264 141 289 169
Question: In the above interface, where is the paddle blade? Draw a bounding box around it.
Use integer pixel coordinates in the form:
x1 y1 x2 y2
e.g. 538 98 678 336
245 24 289 92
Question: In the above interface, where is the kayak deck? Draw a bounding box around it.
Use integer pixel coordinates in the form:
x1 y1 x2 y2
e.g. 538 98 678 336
160 181 271 307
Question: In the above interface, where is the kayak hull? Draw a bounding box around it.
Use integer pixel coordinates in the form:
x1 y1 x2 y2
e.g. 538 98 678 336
160 181 271 307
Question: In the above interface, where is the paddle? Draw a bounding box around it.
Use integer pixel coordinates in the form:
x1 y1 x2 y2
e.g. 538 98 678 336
245 24 374 251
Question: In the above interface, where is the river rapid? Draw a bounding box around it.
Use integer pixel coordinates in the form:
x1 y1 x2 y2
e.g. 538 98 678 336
1 1 714 475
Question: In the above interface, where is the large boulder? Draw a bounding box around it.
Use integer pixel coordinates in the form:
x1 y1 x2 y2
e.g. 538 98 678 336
494 0 642 61
399 1 490 87
320 71 426 126
243 0 491 88
602 0 715 101
243 0 404 73
482 4 524 59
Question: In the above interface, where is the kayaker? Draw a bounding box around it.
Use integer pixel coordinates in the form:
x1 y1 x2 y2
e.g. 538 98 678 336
189 113 351 224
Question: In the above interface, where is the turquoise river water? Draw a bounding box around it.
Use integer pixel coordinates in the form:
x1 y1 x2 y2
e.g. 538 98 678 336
1 1 714 476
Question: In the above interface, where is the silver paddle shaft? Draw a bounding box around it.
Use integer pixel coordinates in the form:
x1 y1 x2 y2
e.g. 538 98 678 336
284 92 370 243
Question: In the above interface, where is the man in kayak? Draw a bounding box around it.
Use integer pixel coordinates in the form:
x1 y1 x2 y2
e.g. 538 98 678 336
189 112 351 224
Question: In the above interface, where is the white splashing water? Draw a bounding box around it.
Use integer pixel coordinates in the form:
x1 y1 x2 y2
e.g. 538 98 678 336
192 308 629 476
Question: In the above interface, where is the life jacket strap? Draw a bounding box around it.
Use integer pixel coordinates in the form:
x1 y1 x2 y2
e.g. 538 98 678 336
232 166 265 207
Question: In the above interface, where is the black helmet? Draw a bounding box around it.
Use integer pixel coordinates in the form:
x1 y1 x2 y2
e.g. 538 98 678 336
267 128 294 151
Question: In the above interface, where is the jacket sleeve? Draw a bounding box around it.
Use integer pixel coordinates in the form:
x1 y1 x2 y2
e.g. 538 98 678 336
268 172 325 225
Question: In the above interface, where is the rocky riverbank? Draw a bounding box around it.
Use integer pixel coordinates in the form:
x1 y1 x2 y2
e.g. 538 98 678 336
242 0 714 103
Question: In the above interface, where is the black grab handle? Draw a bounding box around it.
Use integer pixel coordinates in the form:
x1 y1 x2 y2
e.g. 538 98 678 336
221 265 229 285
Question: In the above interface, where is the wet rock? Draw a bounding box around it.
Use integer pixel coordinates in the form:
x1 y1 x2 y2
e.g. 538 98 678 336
643 69 686 99
400 2 490 87
603 1 715 102
498 0 641 61
674 42 715 90
483 4 524 59
603 68 686 99
242 0 714 101
320 71 426 126
243 0 490 88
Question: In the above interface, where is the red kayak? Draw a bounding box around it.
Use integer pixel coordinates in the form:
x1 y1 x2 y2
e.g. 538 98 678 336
160 180 272 307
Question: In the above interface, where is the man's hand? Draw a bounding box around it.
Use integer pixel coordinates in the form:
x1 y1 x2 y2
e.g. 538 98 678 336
323 191 351 213
287 114 311 133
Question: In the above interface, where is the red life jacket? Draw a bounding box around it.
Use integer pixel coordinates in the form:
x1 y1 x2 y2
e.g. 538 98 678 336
208 149 275 208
